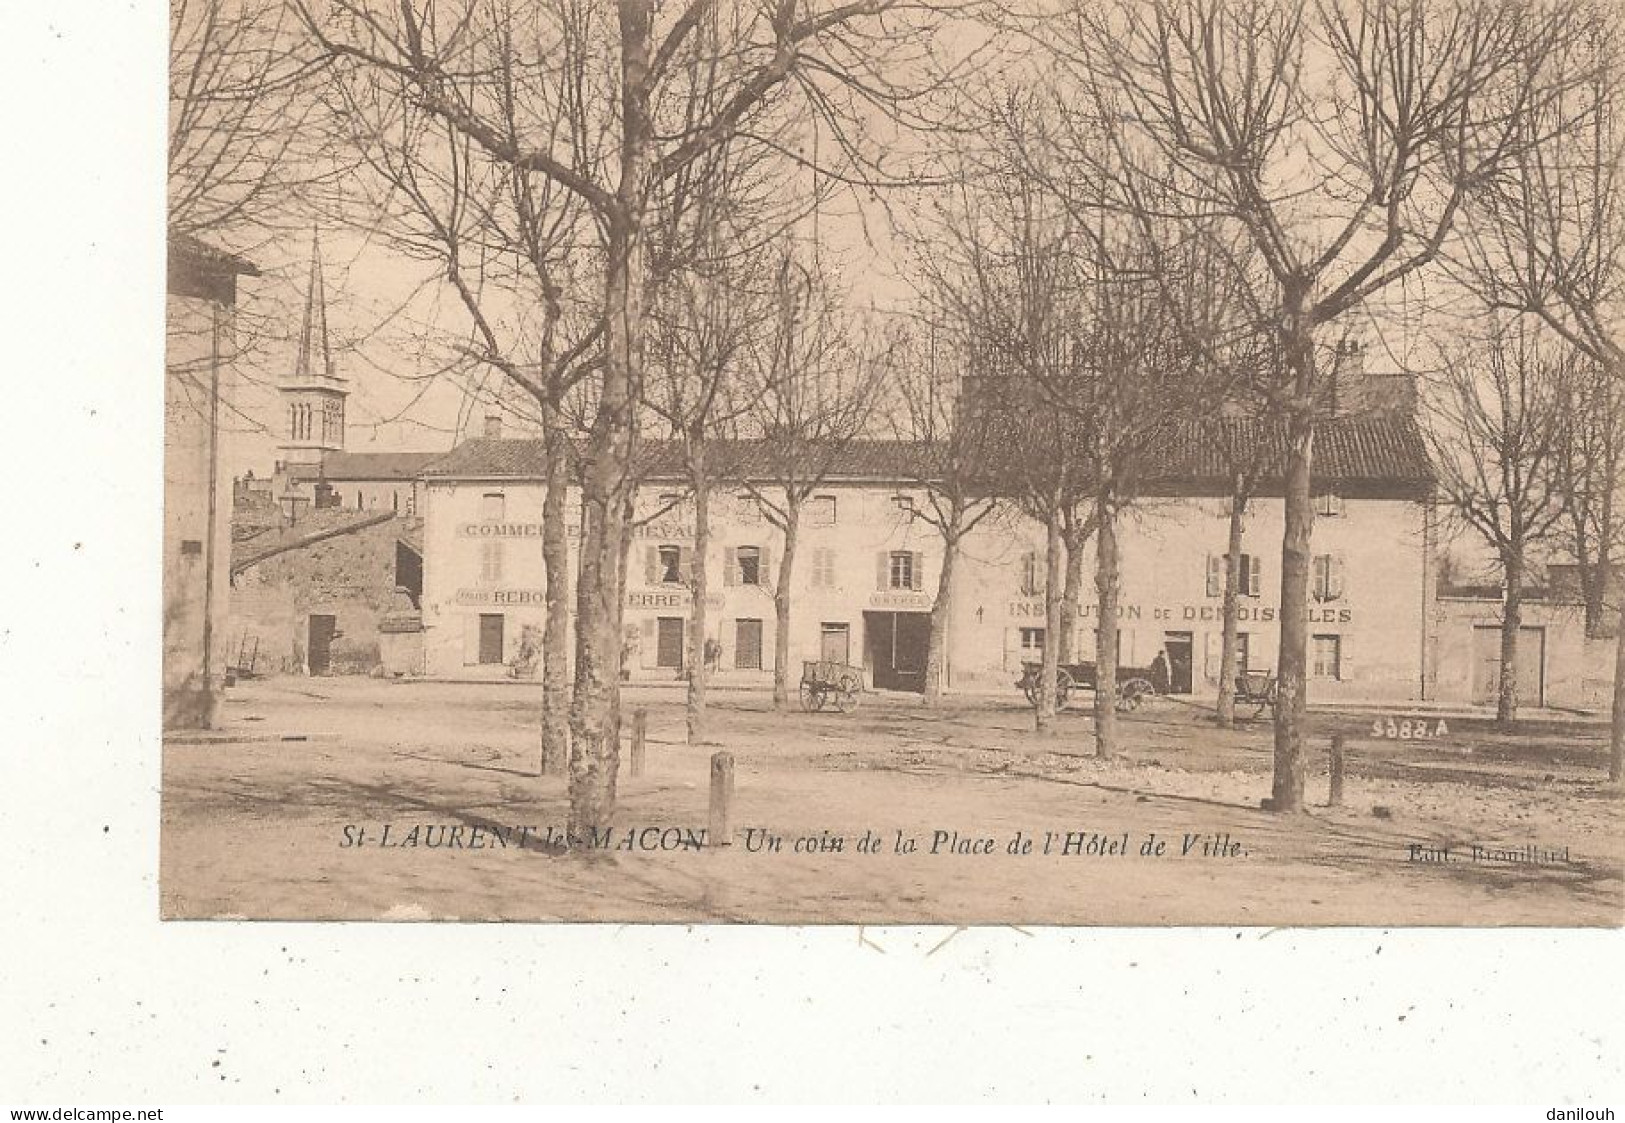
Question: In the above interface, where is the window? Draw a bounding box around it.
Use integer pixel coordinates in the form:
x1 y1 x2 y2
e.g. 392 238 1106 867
810 495 837 527
658 545 682 584
1312 554 1346 602
811 547 836 589
481 491 506 522
892 495 915 519
1315 492 1346 517
1312 634 1342 680
657 492 685 518
1020 627 1046 662
1235 633 1250 672
736 493 762 524
737 545 762 586
1020 550 1043 597
888 551 917 590
480 540 504 583
1207 553 1262 598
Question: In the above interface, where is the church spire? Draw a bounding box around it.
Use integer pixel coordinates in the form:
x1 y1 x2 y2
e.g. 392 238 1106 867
296 228 334 381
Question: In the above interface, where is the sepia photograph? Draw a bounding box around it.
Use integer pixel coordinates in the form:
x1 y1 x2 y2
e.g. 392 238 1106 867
160 0 1625 927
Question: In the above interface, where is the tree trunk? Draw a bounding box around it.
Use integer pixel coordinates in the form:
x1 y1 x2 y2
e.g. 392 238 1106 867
687 450 712 744
1093 492 1119 759
539 411 572 776
1036 502 1063 734
772 503 800 712
1060 514 1086 665
1216 488 1246 728
566 4 651 834
1497 547 1524 726
923 519 959 706
1271 311 1316 813
1611 594 1625 784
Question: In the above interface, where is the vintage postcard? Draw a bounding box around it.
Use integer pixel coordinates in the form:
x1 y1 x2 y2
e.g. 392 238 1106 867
161 0 1624 926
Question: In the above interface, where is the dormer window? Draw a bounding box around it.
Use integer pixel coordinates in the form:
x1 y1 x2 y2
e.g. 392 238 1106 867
480 492 506 521
1315 492 1345 517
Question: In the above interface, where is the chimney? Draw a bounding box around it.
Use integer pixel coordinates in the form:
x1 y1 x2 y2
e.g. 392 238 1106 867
483 414 503 440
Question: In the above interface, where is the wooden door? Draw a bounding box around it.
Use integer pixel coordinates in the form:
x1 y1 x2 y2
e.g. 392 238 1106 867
308 614 336 675
478 613 505 664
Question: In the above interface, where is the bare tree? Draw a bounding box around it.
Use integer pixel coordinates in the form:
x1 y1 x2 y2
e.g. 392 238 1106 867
170 0 331 244
301 0 958 829
736 254 887 712
1555 364 1625 636
1044 0 1578 807
645 244 774 744
1457 11 1625 776
1427 323 1577 724
319 41 604 776
886 322 1004 705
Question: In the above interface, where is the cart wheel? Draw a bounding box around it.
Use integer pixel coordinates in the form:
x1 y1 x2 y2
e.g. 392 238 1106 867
1117 678 1152 712
800 681 823 712
1055 670 1074 712
835 682 860 713
1022 680 1040 707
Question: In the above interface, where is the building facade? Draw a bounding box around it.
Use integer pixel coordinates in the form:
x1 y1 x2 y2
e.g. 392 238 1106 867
164 235 257 729
416 421 1444 703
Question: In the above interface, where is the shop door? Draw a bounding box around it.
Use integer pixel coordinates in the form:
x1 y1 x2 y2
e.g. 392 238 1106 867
478 613 505 664
865 611 929 693
734 619 763 670
657 616 685 671
1162 631 1193 694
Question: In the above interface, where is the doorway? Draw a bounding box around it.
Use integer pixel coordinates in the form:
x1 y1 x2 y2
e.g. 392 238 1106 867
734 618 763 670
864 611 929 693
478 613 505 665
308 614 337 676
656 616 685 672
820 622 851 665
1471 625 1545 707
1162 631 1194 694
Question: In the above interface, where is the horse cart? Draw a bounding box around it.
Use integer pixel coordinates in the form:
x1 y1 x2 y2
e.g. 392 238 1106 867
800 660 865 713
1232 670 1278 719
1016 660 1166 712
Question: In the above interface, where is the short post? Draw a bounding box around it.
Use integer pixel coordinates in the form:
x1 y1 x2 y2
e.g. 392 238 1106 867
708 751 735 848
630 709 647 778
1328 733 1345 807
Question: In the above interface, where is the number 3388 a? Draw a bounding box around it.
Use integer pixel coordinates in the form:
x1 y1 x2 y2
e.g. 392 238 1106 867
1370 717 1449 740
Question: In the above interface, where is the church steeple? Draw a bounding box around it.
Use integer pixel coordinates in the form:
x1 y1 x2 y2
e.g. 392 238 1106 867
296 228 335 382
277 230 348 467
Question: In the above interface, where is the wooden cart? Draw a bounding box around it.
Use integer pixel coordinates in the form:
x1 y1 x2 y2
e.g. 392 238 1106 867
800 660 865 713
1233 670 1278 719
1016 660 1163 712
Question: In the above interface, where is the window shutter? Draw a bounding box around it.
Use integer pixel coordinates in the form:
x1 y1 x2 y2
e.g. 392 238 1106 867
644 546 658 587
1206 554 1222 598
640 618 657 669
1204 630 1221 682
1331 555 1346 600
1337 634 1350 682
1249 555 1262 598
1003 627 1020 672
912 551 925 591
760 547 773 586
876 551 889 591
724 547 737 587
679 546 694 586
463 614 481 666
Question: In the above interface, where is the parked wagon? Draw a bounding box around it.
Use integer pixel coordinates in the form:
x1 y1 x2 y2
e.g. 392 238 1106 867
1232 670 1278 719
1016 660 1166 712
800 660 865 713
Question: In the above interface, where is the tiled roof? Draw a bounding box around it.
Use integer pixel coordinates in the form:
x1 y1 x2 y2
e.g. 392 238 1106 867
321 450 442 481
419 418 1434 495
